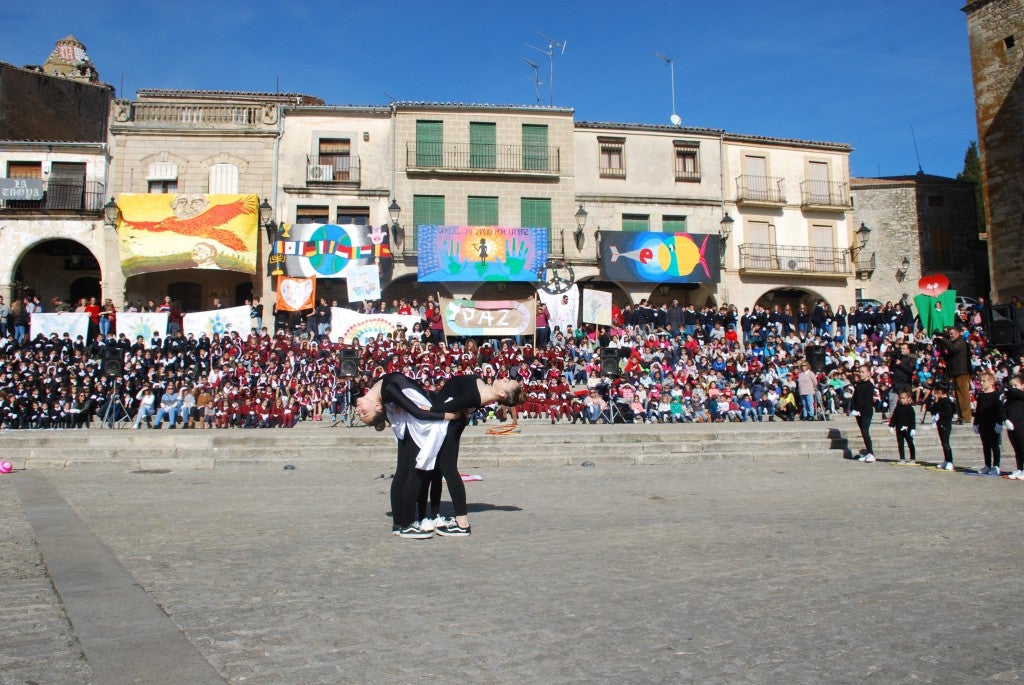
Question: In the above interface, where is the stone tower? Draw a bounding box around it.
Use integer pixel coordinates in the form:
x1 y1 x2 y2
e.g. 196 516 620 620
963 0 1024 303
39 34 101 84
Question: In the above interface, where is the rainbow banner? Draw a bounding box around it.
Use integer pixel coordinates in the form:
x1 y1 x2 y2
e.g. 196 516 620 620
600 231 720 283
276 223 392 278
116 194 259 276
440 297 536 337
417 226 548 283
329 308 420 344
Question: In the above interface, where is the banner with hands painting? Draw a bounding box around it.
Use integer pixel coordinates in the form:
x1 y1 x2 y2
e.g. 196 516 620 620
417 226 548 282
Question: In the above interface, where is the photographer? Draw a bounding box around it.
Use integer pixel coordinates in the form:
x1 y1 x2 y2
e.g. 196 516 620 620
889 341 917 414
933 326 972 422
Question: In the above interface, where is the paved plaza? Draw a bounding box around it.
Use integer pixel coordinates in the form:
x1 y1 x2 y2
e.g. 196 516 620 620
2 428 1024 684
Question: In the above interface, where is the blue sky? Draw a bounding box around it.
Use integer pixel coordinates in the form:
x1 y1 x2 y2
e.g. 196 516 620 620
6 0 977 178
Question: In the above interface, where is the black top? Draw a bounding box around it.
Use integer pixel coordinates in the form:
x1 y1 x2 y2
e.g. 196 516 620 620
432 375 483 414
974 390 1006 427
379 373 446 421
852 379 875 415
889 403 917 431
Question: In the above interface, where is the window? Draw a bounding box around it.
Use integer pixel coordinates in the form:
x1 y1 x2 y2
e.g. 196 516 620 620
318 139 351 181
622 214 650 232
1006 35 1016 50
413 195 445 244
810 224 836 272
147 162 178 193
674 141 700 181
522 124 549 171
469 122 496 169
5 161 42 209
599 137 625 178
806 161 830 204
148 180 177 194
296 206 329 224
468 196 498 226
48 162 87 210
337 207 369 225
663 215 687 233
745 220 776 269
416 121 443 167
521 197 551 241
928 226 952 268
208 163 239 194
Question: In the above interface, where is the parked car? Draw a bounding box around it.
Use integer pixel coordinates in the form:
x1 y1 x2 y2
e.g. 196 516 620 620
956 296 980 309
856 298 884 309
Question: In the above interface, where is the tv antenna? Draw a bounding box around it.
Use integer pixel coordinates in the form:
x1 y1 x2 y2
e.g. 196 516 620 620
527 31 566 105
653 51 680 126
523 59 543 106
910 122 924 173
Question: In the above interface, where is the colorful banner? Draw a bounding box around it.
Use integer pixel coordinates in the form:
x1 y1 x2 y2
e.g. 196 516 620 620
276 276 316 312
582 289 613 326
599 231 720 283
346 264 381 303
539 285 580 336
276 223 391 278
439 297 536 337
417 226 549 282
116 194 259 276
116 312 169 342
329 308 420 344
182 306 252 339
30 312 89 341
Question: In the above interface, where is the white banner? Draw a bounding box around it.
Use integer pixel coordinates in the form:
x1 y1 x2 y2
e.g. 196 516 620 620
329 308 420 344
346 264 381 303
116 312 169 344
539 285 579 336
30 312 89 341
582 289 613 326
183 305 252 339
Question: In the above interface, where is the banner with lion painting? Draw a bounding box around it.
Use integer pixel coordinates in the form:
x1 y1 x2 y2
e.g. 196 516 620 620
116 194 259 276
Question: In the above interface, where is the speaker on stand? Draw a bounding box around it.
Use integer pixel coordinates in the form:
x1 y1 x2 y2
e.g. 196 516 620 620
599 348 620 377
339 348 360 377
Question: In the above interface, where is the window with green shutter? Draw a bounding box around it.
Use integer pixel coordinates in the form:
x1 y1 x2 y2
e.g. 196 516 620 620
469 122 496 169
662 215 687 233
521 197 552 242
522 124 548 171
468 196 498 226
416 120 443 167
622 214 650 232
413 195 445 245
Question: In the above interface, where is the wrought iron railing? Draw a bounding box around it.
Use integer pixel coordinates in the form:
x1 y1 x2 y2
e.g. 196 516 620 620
115 102 274 128
0 180 105 211
306 155 361 184
738 242 851 275
736 174 786 204
406 142 561 174
800 180 851 208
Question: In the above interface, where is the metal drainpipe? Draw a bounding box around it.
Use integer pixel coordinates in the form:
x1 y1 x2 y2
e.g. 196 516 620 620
718 131 729 305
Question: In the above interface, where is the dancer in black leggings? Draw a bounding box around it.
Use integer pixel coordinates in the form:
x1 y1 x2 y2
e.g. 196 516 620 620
851 364 876 462
354 373 459 539
418 376 525 537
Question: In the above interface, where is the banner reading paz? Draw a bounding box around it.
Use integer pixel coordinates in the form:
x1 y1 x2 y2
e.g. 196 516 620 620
116 194 259 276
440 297 536 337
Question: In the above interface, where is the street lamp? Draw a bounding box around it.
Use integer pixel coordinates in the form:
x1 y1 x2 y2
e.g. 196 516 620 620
574 204 588 251
856 222 871 249
103 197 119 227
719 212 734 267
259 198 278 244
388 199 404 249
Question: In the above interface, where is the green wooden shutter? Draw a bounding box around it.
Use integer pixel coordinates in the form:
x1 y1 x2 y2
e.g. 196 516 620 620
416 121 443 167
469 122 496 169
522 124 548 171
468 196 498 226
622 214 650 232
521 197 551 242
662 216 687 233
413 195 445 245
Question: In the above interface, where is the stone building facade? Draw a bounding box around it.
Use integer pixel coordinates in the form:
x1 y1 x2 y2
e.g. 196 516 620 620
964 0 1024 303
851 173 987 306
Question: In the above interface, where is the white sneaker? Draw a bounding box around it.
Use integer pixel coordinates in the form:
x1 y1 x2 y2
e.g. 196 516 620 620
419 517 436 532
863 453 876 463
856 454 867 462
940 462 954 471
1009 470 1024 480
432 514 450 530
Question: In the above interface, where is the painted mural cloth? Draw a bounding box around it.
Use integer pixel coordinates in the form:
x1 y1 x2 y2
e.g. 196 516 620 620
329 308 421 344
417 226 549 283
275 276 316 312
30 313 89 341
599 231 720 283
116 194 259 276
275 224 391 278
182 306 252 340
582 289 613 326
440 297 536 337
116 312 169 342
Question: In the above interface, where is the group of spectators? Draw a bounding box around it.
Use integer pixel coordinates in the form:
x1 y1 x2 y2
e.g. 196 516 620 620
0 291 1018 436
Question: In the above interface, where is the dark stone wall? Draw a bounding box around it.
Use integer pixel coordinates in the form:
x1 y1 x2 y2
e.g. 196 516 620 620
0 63 113 142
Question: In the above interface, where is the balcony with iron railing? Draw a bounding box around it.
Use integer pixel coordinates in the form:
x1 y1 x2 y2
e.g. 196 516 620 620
0 180 105 213
800 180 852 210
405 142 561 176
737 243 851 277
111 100 276 130
735 174 786 206
306 155 361 184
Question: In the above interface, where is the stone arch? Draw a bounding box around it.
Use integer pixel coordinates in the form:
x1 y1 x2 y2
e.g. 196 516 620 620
754 286 828 312
470 282 537 301
11 238 102 306
198 152 251 177
647 283 718 309
576 276 632 307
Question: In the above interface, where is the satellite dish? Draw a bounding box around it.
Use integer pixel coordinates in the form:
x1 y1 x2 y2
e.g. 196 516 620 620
670 113 681 126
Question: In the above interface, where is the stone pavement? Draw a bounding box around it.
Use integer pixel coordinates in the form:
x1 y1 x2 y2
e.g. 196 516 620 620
3 428 1024 684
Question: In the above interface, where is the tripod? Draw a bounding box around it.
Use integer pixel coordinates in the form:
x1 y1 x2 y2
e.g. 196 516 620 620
330 381 356 428
101 390 132 429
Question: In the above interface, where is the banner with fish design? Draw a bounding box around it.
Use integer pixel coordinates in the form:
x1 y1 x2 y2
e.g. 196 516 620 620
417 226 548 282
116 194 259 277
275 223 392 279
599 231 720 283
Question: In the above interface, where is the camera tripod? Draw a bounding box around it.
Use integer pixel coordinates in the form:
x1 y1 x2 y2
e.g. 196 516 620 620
101 389 132 429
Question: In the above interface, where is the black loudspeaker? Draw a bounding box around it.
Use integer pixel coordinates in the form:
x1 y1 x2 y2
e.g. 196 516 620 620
988 320 1020 348
100 349 124 378
806 346 827 373
599 348 620 376
339 348 360 377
